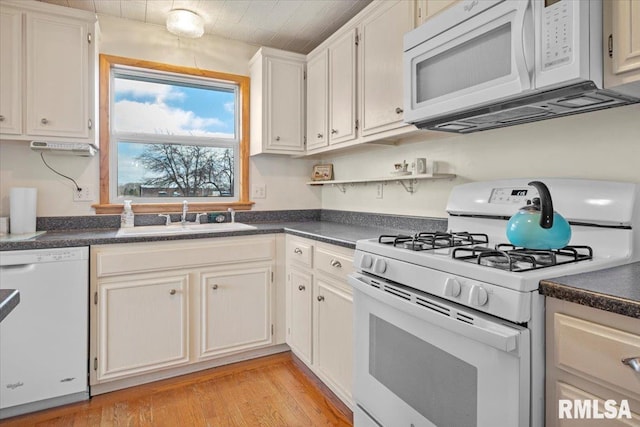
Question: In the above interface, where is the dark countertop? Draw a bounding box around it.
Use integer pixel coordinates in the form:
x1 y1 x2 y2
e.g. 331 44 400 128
0 221 407 251
0 289 20 323
540 262 640 318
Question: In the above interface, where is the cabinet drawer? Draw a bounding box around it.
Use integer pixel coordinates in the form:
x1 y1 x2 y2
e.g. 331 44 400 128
287 237 313 268
315 246 354 280
553 313 640 399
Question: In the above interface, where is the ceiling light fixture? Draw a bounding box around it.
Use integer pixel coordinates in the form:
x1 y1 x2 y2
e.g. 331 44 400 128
166 9 204 38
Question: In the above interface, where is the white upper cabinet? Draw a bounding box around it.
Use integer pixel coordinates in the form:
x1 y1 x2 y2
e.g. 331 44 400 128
0 7 22 135
414 0 457 27
250 47 306 155
305 0 422 155
603 0 640 97
328 28 358 146
0 1 97 143
306 51 329 151
358 0 414 137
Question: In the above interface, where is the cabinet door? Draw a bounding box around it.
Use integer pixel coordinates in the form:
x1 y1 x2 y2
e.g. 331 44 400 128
266 56 305 152
0 7 22 135
611 0 640 75
306 51 329 151
329 29 357 145
96 274 189 382
25 12 91 139
314 276 353 405
359 0 414 136
199 265 272 359
287 267 313 365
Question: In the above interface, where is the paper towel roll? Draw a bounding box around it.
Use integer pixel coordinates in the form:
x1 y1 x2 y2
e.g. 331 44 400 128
10 187 37 234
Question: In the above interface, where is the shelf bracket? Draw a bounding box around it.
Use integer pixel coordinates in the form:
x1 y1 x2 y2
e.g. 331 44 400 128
332 183 347 193
398 179 416 194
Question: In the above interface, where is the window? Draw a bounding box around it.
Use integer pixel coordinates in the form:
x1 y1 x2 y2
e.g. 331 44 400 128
95 55 251 214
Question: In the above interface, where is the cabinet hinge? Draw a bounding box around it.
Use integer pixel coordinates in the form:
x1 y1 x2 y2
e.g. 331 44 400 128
271 271 274 283
94 292 97 305
93 357 98 371
418 6 423 19
355 119 359 130
88 118 92 130
355 34 359 46
271 324 274 336
608 34 613 58
88 33 92 44
303 70 307 80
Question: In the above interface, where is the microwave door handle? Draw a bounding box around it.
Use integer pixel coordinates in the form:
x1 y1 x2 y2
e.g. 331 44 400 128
514 1 534 89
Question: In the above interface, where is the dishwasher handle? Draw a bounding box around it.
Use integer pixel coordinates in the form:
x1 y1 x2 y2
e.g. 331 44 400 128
0 263 36 274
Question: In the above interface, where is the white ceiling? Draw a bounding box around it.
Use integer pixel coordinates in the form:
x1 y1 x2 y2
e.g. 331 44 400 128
37 0 373 54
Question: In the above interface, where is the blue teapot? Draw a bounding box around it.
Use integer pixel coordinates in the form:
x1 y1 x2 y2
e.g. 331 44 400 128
506 181 571 250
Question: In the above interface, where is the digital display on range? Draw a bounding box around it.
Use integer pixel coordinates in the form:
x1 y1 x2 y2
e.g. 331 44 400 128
545 0 561 7
511 189 528 196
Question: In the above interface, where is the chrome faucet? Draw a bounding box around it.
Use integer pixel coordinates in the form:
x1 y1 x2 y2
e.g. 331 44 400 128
228 207 235 223
181 200 189 225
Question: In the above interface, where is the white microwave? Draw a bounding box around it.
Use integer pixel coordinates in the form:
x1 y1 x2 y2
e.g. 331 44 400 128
403 0 638 133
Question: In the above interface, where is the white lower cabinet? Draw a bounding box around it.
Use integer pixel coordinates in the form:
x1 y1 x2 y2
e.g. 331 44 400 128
545 298 640 426
285 235 354 407
198 265 272 359
314 276 353 405
96 273 190 381
90 236 283 392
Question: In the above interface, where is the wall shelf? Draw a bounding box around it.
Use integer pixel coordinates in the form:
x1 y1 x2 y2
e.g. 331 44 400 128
306 173 456 194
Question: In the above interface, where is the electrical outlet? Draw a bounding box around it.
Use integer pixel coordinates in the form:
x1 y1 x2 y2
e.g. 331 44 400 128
376 183 384 199
252 184 267 199
73 186 93 202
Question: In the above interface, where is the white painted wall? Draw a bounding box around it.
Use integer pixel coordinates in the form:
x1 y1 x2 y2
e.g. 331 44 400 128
0 14 321 217
319 104 640 218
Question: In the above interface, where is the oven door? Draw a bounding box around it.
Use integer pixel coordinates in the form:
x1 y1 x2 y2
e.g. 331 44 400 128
349 272 530 427
403 0 534 127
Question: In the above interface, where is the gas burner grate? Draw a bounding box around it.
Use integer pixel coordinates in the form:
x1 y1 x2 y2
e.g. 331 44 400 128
452 244 593 272
378 232 489 251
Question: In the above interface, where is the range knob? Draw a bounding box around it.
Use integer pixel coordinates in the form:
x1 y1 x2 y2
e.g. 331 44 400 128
468 285 488 306
443 277 461 297
360 254 373 269
373 258 387 274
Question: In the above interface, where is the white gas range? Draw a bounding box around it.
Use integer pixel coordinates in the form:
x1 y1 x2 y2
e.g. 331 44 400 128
349 178 640 427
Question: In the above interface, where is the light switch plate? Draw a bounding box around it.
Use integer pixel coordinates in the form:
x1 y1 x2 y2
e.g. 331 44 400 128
376 183 383 199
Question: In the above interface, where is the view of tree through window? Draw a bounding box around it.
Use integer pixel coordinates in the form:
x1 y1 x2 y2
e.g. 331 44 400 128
111 68 239 200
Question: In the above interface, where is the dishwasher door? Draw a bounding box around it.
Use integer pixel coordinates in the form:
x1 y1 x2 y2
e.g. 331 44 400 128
0 247 89 418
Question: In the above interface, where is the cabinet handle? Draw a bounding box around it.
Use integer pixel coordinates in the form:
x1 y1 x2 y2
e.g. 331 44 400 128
169 289 176 295
298 285 305 291
0 115 5 122
317 133 323 139
212 284 219 290
395 107 404 114
331 129 338 135
41 118 49 125
294 248 303 254
317 295 325 302
275 136 281 141
622 357 640 372
330 259 342 268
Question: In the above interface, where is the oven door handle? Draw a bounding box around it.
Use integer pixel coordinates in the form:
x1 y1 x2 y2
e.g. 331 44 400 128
349 274 522 353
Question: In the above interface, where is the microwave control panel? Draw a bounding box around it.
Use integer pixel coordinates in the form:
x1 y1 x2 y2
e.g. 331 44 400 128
542 0 573 70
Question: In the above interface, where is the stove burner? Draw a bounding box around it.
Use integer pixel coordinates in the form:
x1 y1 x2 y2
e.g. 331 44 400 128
378 232 489 250
452 244 593 272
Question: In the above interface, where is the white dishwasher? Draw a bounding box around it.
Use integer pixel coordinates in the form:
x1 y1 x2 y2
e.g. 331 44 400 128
0 247 89 419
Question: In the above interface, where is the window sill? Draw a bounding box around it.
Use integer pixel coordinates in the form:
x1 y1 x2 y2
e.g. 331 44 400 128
93 201 255 215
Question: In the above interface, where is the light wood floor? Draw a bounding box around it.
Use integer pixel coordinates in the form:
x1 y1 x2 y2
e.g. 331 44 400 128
1 352 353 427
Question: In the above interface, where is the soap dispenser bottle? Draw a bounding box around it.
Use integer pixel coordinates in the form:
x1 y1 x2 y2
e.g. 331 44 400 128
121 200 135 228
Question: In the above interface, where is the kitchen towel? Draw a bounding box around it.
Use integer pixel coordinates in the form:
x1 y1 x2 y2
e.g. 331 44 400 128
10 187 37 234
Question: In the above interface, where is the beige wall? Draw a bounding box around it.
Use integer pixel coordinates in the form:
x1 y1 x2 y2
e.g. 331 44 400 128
0 14 321 217
319 104 640 218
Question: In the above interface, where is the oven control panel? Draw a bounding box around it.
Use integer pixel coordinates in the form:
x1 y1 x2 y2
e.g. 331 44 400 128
489 187 540 205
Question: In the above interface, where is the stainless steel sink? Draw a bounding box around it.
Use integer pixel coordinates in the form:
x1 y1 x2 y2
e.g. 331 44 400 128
116 222 256 237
